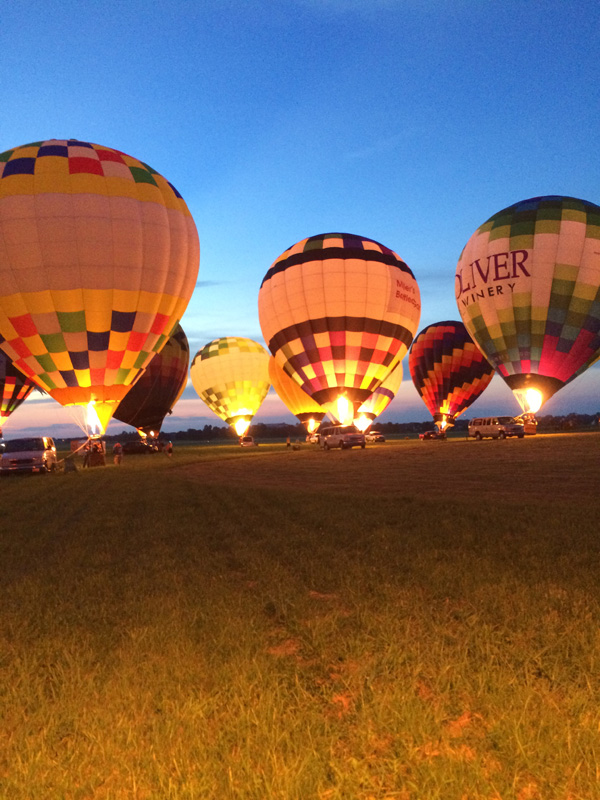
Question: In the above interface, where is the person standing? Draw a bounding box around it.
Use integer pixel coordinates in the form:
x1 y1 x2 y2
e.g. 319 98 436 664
113 441 123 465
165 441 173 458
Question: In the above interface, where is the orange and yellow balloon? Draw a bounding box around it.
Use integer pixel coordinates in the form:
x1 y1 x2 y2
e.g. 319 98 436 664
268 356 326 433
355 362 403 431
190 337 270 437
0 139 199 432
258 232 421 424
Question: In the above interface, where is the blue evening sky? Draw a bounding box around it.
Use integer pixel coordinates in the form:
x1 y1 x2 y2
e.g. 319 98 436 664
3 0 600 435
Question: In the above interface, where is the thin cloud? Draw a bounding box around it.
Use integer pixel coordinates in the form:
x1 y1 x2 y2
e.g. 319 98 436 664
345 133 413 160
195 279 227 288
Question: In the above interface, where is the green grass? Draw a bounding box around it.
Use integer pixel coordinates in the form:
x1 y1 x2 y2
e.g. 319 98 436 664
1 435 599 798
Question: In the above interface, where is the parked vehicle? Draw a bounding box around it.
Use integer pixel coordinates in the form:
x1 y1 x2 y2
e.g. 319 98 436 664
0 436 58 474
320 425 366 450
240 435 258 447
365 430 385 443
468 416 525 439
419 429 446 440
122 440 157 454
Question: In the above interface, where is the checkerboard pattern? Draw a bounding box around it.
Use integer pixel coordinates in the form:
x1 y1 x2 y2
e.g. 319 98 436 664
456 196 600 397
409 321 495 423
268 356 325 425
357 362 403 420
113 324 190 433
190 337 270 426
0 139 200 431
0 351 35 424
258 233 421 412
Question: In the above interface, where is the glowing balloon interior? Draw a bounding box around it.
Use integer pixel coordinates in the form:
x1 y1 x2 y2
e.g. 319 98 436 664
0 139 200 432
190 337 270 435
258 232 421 422
455 196 600 412
268 356 326 432
409 321 495 429
355 362 403 429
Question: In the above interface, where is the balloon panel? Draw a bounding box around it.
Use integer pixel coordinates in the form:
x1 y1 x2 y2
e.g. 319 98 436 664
268 356 325 425
258 233 421 410
113 324 190 433
0 140 200 431
409 320 495 422
357 362 403 420
190 337 270 425
1 350 35 424
455 196 600 399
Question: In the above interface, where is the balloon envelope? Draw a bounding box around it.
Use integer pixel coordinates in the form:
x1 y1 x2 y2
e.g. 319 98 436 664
455 195 600 413
258 232 421 423
356 362 403 427
0 139 200 432
409 320 495 428
1 350 36 428
112 324 190 435
190 337 270 436
268 357 326 432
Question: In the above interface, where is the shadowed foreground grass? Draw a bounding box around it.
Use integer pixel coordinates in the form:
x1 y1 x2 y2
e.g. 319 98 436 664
1 435 599 799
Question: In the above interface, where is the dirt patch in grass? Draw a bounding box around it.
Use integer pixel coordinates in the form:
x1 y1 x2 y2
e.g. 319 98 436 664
177 433 600 504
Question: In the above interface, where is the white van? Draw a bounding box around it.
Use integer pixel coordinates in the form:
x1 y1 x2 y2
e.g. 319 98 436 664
320 425 366 450
468 417 524 440
0 436 58 474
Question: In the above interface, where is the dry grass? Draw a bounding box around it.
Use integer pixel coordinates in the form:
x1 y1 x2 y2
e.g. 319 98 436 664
0 433 599 799
176 433 600 503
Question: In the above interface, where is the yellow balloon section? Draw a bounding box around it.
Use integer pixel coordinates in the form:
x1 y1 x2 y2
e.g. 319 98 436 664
190 337 270 436
0 139 200 432
355 362 403 430
258 232 421 424
268 356 326 432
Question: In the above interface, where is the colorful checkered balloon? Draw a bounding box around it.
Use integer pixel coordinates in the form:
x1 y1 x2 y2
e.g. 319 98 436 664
190 337 270 435
258 233 421 423
455 196 600 412
268 356 325 432
0 139 200 432
113 324 190 435
1 350 35 428
409 321 494 428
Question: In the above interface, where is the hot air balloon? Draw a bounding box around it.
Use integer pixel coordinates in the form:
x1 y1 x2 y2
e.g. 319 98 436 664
190 337 270 437
112 323 190 436
409 320 495 430
258 232 421 425
0 139 199 433
455 195 600 414
354 362 403 431
268 356 326 434
1 350 36 431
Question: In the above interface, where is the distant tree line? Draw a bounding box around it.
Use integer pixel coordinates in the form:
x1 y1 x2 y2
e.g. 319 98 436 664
101 412 600 443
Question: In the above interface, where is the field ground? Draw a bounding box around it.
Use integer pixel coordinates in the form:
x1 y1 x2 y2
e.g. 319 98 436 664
1 433 599 799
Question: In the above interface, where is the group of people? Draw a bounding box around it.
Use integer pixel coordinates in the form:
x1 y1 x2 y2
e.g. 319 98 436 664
80 438 174 467
110 439 173 465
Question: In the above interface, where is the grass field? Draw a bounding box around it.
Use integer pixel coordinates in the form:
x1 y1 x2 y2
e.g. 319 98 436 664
1 434 599 799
